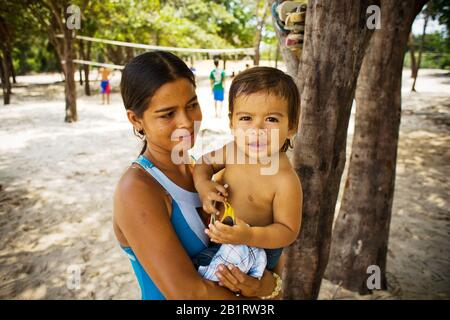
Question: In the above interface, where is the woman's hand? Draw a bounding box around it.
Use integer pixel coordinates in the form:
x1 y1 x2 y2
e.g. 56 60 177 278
206 218 252 245
215 264 276 298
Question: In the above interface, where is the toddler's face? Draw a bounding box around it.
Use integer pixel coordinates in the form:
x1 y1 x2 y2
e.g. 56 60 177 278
230 92 294 160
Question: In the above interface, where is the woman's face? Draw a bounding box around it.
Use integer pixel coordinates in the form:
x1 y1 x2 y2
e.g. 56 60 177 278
128 78 202 155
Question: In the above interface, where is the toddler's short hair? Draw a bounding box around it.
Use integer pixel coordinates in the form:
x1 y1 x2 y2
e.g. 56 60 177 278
228 67 300 131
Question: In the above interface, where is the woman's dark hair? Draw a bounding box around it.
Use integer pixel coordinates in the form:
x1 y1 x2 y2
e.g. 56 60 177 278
228 66 300 152
120 51 196 155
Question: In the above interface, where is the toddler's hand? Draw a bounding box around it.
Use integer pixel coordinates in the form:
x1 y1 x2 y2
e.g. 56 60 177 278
206 218 252 245
197 181 229 215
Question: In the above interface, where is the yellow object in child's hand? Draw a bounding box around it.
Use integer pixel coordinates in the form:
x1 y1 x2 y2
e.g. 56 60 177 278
211 202 236 226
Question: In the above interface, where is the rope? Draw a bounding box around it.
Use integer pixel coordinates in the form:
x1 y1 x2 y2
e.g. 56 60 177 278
71 59 124 70
56 34 255 56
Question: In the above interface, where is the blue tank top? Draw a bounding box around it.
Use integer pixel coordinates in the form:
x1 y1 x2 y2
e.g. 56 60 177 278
121 155 208 300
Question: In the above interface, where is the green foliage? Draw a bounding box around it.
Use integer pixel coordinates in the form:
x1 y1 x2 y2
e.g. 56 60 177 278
2 0 265 74
404 51 450 70
13 37 60 74
403 1 450 70
260 13 279 61
428 0 450 36
405 31 450 70
0 0 58 74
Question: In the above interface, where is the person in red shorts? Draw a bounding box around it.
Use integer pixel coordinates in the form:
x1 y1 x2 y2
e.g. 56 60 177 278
99 67 112 105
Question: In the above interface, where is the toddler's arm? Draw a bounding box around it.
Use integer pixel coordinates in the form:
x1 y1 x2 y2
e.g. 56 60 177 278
248 171 303 249
193 144 229 215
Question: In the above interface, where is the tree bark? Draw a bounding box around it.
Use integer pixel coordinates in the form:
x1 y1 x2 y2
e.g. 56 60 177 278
47 0 78 122
80 40 91 96
274 42 279 69
0 56 11 105
25 0 78 120
5 41 15 85
0 16 13 97
271 0 379 299
79 67 83 85
6 37 16 84
107 46 125 66
48 24 65 76
409 33 418 78
325 0 428 294
253 0 269 66
63 25 78 122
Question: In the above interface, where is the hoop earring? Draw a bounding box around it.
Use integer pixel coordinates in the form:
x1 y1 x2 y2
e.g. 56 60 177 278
287 138 293 149
133 127 145 140
281 138 294 152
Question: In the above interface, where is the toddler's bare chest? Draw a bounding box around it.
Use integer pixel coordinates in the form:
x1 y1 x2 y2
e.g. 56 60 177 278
222 168 277 227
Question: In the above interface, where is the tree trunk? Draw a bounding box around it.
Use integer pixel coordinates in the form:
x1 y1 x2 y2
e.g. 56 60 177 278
41 4 66 76
125 46 134 63
275 42 279 69
28 0 77 119
153 30 160 46
48 29 65 77
409 33 417 78
272 0 379 299
325 0 428 294
0 56 11 105
63 26 77 122
79 67 83 85
107 46 125 66
84 63 91 96
80 40 91 96
8 49 16 84
411 4 430 92
0 16 13 96
4 39 15 85
253 0 269 66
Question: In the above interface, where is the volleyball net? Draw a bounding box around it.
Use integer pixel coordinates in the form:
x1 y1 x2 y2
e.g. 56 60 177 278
57 34 255 70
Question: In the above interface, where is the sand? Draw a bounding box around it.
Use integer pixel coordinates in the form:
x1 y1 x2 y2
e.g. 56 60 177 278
0 63 448 299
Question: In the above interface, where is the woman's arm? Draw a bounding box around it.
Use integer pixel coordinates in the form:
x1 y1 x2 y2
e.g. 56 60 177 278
114 170 240 299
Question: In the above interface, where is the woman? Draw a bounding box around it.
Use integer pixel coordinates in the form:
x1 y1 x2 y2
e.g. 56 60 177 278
113 51 281 300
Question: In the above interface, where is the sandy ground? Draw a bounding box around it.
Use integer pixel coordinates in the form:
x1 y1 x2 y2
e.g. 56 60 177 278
0 62 448 299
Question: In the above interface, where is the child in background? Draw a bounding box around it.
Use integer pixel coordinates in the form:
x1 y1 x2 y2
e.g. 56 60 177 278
99 67 112 105
210 59 225 117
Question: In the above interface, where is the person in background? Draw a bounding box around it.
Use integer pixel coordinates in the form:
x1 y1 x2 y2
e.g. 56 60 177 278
98 67 112 105
210 59 225 118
